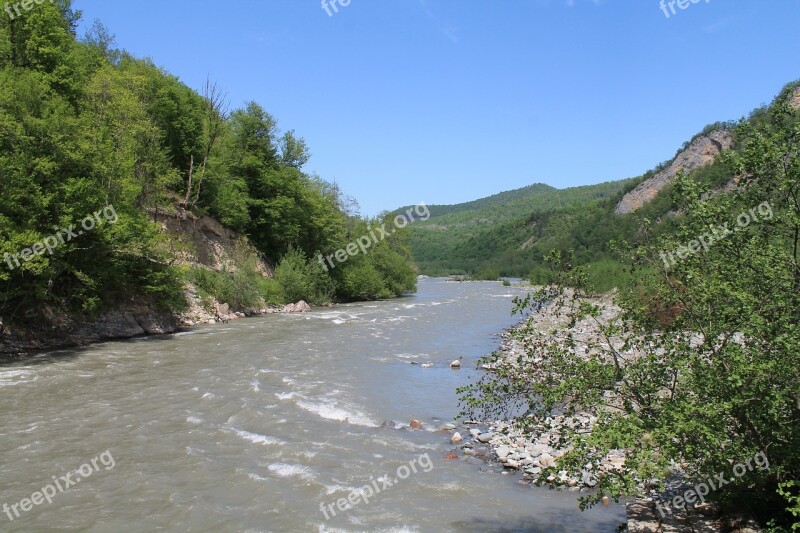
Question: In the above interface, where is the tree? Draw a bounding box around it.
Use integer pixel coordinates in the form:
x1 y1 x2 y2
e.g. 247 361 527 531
459 84 800 528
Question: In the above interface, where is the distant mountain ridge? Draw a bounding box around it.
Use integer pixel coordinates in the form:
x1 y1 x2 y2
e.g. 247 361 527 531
403 82 800 284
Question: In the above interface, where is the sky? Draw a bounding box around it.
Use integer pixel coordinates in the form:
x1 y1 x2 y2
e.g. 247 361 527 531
73 0 800 216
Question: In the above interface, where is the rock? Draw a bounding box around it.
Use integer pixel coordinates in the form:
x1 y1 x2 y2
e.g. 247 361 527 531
790 86 800 111
282 301 312 313
216 303 230 316
207 319 216 325
450 432 463 444
469 429 482 438
615 130 734 215
380 420 397 429
440 423 456 431
409 419 423 430
530 444 553 457
538 453 555 468
495 445 513 459
450 359 462 368
476 433 493 443
505 460 520 469
525 467 542 476
626 500 659 533
581 470 598 487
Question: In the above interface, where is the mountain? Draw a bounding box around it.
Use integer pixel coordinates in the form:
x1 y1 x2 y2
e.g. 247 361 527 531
404 82 800 288
402 179 637 277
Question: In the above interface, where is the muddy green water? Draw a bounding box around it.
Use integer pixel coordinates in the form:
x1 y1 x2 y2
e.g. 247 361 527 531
0 279 625 532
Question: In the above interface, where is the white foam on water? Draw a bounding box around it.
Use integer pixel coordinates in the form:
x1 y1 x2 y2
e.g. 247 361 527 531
324 483 355 495
186 416 203 425
201 392 216 399
0 369 37 387
231 428 283 446
250 380 260 392
275 391 300 400
296 400 377 427
267 463 316 481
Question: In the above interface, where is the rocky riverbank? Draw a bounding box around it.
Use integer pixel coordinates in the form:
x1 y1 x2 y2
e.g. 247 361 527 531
449 293 761 533
0 293 315 358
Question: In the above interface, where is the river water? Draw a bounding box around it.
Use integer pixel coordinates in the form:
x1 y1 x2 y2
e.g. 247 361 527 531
0 279 625 532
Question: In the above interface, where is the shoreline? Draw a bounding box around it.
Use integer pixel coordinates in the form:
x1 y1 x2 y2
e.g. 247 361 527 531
453 292 758 533
0 298 317 359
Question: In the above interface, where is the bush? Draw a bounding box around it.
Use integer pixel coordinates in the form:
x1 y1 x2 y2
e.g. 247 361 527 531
339 261 386 300
273 248 333 304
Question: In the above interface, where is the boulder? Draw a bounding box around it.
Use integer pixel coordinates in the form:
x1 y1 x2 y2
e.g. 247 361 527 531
450 359 462 368
495 445 513 459
477 433 493 443
282 300 312 313
409 419 423 430
450 432 463 444
216 303 230 316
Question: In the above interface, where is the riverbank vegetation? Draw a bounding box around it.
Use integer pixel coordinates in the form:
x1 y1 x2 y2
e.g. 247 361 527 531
0 2 416 325
459 82 800 530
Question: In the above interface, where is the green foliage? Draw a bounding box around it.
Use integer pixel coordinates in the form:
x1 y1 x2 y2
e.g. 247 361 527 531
273 248 334 305
407 179 638 278
0 7 418 324
459 85 800 529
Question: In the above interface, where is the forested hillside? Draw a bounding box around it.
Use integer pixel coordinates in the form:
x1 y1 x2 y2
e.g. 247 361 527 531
0 1 416 328
460 80 800 530
405 179 637 279
407 86 797 292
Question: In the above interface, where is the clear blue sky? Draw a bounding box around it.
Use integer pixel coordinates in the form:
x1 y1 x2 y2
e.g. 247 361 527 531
74 0 800 215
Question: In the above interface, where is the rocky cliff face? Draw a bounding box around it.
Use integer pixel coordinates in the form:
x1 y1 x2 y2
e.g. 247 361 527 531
614 130 734 215
1 211 272 357
153 210 273 275
790 86 800 111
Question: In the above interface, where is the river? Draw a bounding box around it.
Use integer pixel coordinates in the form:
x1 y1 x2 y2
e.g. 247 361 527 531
0 279 625 532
